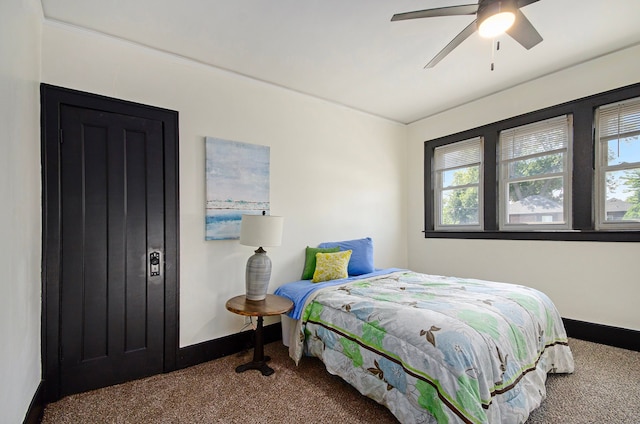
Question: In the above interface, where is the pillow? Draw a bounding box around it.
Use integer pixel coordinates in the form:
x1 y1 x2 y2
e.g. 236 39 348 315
318 237 374 276
301 246 340 280
312 250 352 283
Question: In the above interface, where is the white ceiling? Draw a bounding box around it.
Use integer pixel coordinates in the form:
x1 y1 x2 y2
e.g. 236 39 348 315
40 0 640 124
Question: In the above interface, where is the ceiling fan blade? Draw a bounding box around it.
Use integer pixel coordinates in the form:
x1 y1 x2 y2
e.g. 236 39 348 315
425 19 477 68
517 0 540 7
506 10 543 49
391 4 478 21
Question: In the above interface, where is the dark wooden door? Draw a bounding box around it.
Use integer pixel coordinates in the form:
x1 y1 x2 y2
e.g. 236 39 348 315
42 85 179 400
59 105 165 395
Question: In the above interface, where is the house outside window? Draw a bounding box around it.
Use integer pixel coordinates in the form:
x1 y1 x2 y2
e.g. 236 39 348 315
595 97 640 230
433 137 483 231
498 115 573 230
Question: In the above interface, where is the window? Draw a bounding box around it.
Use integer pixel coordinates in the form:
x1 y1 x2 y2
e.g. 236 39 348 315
595 97 640 230
498 115 573 230
433 137 483 230
423 82 640 241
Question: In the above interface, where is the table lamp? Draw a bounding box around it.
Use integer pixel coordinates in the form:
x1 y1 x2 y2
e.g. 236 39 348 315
239 213 284 301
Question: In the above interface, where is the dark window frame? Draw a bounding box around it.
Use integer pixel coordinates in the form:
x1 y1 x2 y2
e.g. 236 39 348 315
424 82 640 242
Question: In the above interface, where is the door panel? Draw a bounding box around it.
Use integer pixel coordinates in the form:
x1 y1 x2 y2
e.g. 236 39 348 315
58 105 165 396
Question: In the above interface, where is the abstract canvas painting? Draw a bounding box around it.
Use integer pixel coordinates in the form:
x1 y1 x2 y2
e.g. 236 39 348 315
205 137 270 240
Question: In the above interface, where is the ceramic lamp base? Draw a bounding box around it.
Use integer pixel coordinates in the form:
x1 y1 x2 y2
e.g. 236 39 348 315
245 248 272 301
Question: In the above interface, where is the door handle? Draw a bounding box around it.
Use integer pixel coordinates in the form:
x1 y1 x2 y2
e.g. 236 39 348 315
149 251 162 277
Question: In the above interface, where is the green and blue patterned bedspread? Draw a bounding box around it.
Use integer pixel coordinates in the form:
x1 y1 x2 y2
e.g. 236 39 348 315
289 271 574 423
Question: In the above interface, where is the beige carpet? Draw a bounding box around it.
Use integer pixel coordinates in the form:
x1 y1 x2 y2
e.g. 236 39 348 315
42 338 640 423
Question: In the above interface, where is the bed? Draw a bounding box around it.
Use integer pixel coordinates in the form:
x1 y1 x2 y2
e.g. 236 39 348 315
274 240 574 424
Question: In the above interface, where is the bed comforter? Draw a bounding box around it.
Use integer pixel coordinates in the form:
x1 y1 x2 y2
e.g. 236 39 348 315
288 271 574 424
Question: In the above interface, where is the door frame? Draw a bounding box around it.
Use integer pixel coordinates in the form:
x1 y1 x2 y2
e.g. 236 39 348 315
40 84 180 401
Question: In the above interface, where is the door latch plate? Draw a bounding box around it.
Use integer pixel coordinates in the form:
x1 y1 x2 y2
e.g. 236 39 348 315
150 251 161 276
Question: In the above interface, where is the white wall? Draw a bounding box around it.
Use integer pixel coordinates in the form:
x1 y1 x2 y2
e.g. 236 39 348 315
41 21 408 347
0 0 43 422
407 44 640 332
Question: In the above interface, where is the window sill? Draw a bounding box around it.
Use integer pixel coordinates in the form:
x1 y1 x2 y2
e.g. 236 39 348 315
423 230 640 242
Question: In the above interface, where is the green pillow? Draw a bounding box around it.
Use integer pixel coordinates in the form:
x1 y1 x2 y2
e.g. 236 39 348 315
312 250 352 283
301 246 340 280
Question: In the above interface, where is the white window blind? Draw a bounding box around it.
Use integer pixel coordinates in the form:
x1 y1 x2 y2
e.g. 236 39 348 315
500 115 570 161
434 138 482 172
598 99 640 141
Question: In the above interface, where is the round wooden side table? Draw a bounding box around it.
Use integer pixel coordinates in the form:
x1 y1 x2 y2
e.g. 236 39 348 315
225 294 293 376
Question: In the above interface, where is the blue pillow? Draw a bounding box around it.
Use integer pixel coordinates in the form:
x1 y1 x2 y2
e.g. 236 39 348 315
318 237 374 276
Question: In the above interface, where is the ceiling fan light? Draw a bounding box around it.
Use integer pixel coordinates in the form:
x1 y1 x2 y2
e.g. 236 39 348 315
477 0 517 38
478 11 515 38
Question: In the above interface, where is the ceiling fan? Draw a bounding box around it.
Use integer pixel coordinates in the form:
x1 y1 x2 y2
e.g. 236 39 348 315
392 0 543 68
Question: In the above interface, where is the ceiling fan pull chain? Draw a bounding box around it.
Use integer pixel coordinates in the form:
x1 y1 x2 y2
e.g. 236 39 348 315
491 39 502 71
491 39 496 71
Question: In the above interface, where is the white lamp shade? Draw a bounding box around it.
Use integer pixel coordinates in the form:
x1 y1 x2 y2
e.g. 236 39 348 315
239 214 284 247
